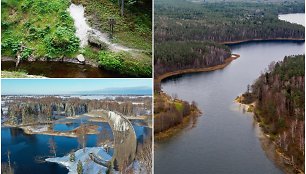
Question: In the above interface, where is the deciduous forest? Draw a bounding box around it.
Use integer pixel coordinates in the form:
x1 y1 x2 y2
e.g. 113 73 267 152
239 55 305 172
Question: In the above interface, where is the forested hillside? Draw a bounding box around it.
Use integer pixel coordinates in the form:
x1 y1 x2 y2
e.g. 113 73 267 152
154 0 305 77
240 55 305 172
155 41 230 76
1 0 152 77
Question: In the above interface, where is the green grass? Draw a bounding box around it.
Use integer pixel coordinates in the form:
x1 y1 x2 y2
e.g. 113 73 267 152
1 70 45 78
174 102 183 112
98 50 151 77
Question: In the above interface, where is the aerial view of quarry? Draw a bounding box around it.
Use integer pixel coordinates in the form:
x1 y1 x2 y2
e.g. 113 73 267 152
1 79 152 174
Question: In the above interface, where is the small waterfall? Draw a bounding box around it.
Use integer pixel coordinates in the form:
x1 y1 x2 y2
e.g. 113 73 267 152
68 3 134 52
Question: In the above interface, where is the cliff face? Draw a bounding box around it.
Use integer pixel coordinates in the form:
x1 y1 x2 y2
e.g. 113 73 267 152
244 55 305 171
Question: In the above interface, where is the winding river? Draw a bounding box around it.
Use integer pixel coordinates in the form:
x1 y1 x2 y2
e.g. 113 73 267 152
155 14 305 174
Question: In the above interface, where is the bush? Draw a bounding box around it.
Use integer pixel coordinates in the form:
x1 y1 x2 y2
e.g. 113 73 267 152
44 26 80 58
98 51 151 77
77 161 83 174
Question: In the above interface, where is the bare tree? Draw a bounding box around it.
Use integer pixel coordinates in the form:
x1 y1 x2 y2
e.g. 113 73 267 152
77 120 87 153
48 137 57 157
136 141 152 174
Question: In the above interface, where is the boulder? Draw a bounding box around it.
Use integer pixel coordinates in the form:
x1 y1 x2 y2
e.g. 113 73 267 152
77 54 85 64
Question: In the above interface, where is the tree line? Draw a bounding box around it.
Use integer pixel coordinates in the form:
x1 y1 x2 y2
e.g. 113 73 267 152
4 96 151 126
154 0 305 77
241 55 305 172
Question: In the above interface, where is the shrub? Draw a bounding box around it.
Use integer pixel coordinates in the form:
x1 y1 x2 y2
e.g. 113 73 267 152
44 26 80 58
98 51 151 77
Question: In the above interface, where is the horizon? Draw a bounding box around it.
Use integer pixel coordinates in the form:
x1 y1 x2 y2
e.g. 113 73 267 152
1 79 152 95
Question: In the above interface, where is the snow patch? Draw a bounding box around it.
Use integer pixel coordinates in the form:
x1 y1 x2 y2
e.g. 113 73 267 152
25 125 49 133
46 147 111 174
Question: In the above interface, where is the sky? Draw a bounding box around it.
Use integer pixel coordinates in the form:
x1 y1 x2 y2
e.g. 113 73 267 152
1 79 152 95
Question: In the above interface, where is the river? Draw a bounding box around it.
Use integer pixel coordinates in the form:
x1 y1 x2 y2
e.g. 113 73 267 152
155 14 305 174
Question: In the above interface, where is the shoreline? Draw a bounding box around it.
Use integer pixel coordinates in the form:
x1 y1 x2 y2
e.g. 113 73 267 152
155 54 240 85
1 56 99 67
155 37 304 84
234 97 303 174
221 38 305 45
154 54 240 139
154 108 201 141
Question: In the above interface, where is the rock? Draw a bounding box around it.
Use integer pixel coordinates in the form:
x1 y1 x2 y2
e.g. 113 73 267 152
77 54 85 64
87 29 109 50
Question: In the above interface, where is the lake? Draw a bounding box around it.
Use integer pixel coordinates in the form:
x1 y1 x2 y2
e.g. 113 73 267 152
155 14 305 174
1 118 150 174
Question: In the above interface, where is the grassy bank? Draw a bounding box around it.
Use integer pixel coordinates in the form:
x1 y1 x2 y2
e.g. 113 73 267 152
1 70 46 78
1 0 152 77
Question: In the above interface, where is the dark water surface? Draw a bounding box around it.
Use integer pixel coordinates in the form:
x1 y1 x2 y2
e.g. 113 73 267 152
1 119 149 174
155 40 305 174
1 61 125 78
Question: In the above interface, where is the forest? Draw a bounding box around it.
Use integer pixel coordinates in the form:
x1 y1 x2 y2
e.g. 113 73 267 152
240 55 305 172
154 0 305 77
155 41 230 76
3 96 152 126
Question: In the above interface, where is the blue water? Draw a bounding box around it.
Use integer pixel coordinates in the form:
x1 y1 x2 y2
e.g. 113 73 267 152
1 120 148 174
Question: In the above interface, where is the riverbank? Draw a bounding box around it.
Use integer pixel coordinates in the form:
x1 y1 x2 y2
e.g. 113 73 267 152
155 108 201 141
235 96 304 174
155 54 240 85
154 54 239 139
2 56 99 67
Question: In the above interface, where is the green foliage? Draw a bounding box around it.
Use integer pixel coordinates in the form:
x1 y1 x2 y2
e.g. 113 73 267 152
273 55 305 80
155 0 304 43
70 151 75 162
2 38 21 54
155 41 231 75
44 26 80 58
106 165 112 174
249 55 305 170
82 0 151 50
98 51 151 77
1 0 79 59
77 161 83 174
